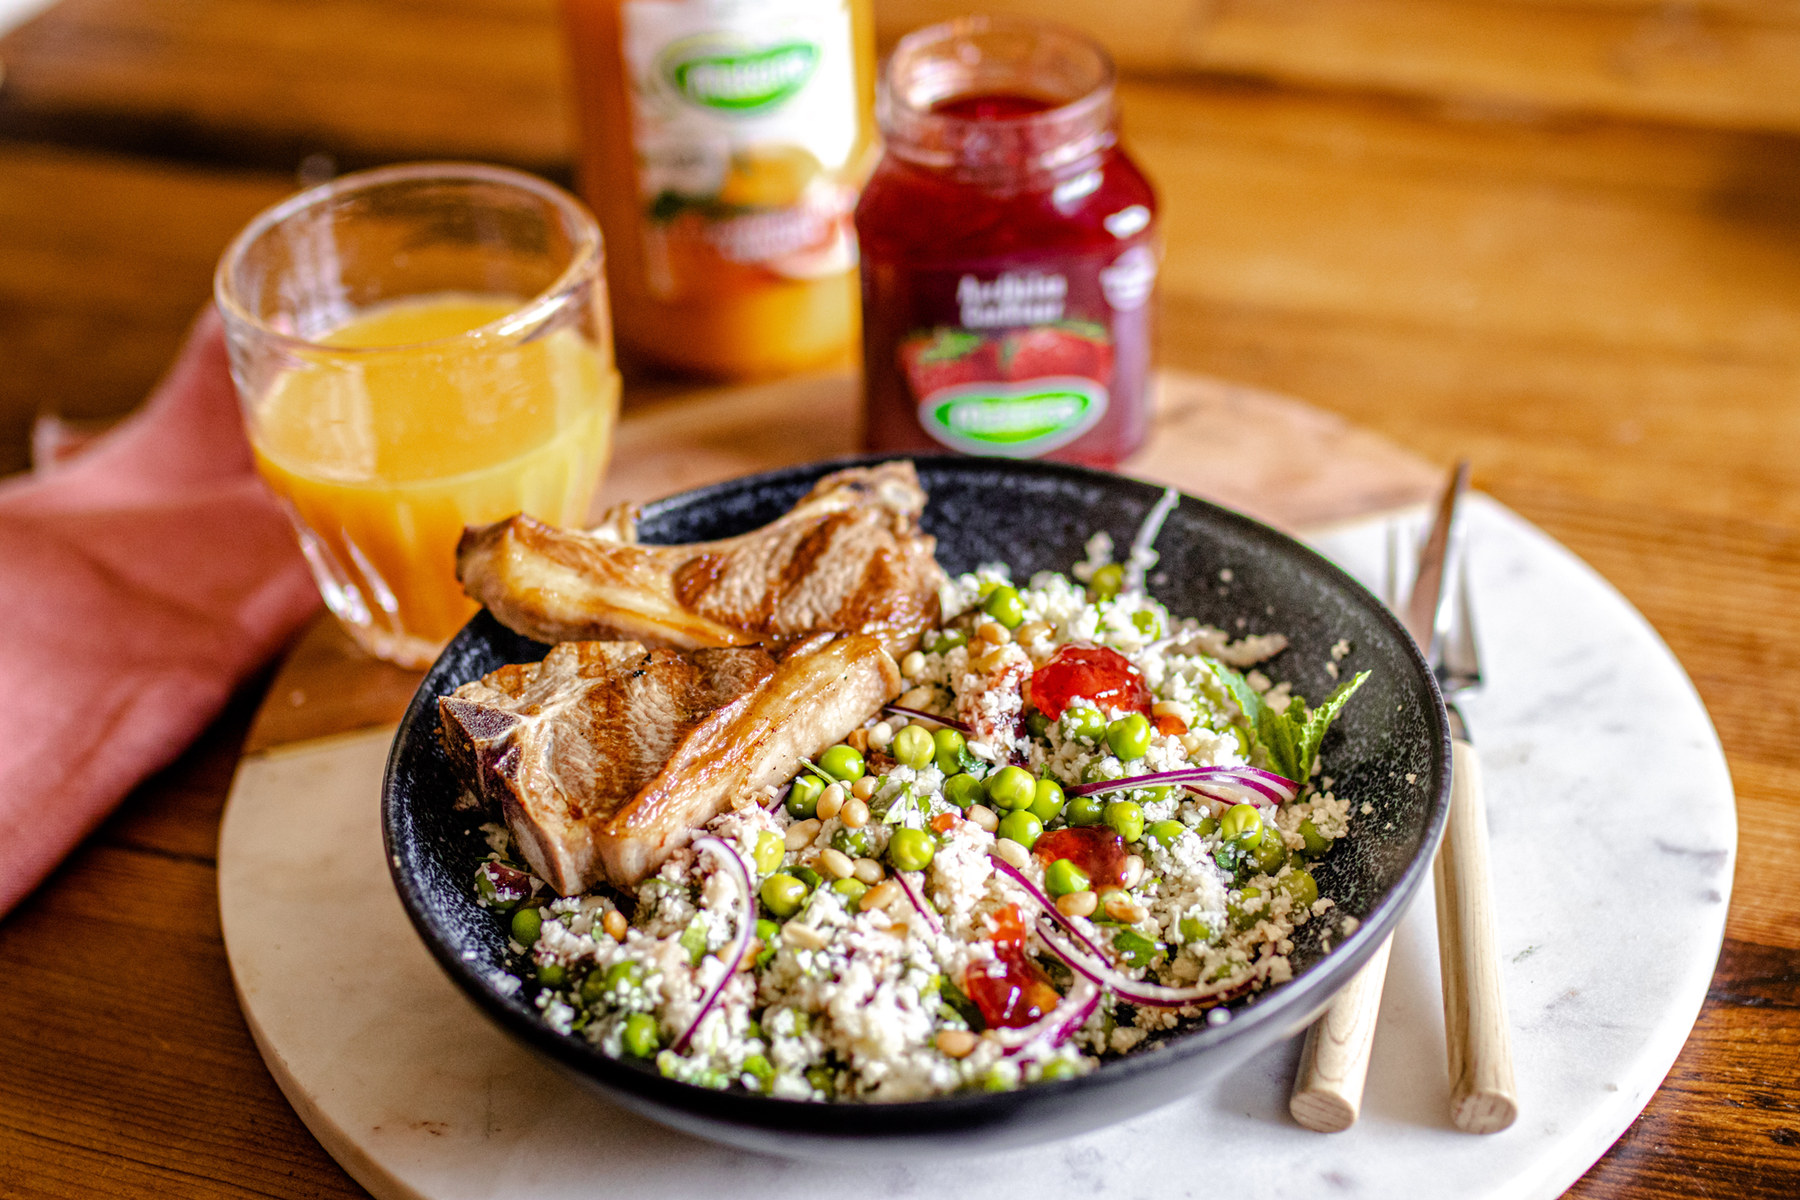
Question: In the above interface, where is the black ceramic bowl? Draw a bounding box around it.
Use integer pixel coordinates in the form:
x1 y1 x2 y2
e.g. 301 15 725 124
383 455 1450 1159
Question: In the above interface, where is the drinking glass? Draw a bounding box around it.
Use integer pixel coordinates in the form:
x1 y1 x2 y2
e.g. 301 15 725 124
215 163 619 668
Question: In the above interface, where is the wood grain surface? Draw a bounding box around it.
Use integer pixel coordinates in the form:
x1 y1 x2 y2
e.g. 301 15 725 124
1 0 1797 1196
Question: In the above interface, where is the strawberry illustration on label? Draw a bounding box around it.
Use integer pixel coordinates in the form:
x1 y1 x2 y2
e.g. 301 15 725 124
899 328 1001 398
1000 321 1114 383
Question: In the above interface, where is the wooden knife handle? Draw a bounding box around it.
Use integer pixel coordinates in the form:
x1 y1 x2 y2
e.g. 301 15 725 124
1289 934 1392 1132
1436 738 1519 1133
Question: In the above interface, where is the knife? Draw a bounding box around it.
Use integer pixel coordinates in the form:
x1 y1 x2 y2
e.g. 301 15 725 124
1288 461 1467 1133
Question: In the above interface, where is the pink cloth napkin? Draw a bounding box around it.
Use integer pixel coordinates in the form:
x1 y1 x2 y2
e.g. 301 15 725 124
0 309 322 917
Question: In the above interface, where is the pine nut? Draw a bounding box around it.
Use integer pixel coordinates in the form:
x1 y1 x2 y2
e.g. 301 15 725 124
1056 890 1099 918
1122 855 1145 889
901 650 926 677
936 1029 978 1058
993 839 1031 870
1015 621 1051 645
977 622 1010 645
841 797 870 828
869 721 894 750
1104 892 1147 924
817 783 845 820
968 804 999 832
853 857 885 884
785 819 822 850
740 939 761 969
860 879 903 912
602 910 628 941
1151 700 1187 718
972 647 1006 673
784 923 829 950
846 728 870 753
851 776 878 801
819 847 856 879
899 686 935 709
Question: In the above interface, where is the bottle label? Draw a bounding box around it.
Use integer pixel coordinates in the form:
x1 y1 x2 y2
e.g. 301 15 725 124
900 254 1153 457
620 0 859 295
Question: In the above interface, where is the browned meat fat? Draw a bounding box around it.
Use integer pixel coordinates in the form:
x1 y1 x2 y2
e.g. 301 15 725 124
439 634 902 893
456 461 943 658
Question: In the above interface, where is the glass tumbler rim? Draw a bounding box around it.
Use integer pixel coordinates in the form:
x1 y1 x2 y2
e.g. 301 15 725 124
213 160 604 357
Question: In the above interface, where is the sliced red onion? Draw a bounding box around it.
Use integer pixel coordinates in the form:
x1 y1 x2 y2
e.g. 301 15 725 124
1067 766 1297 805
1036 917 1251 1010
1124 486 1180 593
672 835 755 1054
894 871 942 937
988 856 1109 962
883 704 971 733
990 977 1100 1057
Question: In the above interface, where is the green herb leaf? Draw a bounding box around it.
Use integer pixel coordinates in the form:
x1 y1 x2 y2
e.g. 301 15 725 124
1203 659 1370 785
940 978 986 1031
679 915 709 967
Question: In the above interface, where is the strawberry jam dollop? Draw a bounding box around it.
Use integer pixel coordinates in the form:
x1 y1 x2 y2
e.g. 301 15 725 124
962 903 1061 1029
1031 826 1129 889
1028 644 1152 722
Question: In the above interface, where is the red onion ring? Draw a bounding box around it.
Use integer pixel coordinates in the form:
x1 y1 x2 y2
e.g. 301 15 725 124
672 835 756 1054
988 856 1110 962
894 871 942 937
1067 766 1297 805
1035 917 1252 1009
883 704 972 733
989 977 1101 1057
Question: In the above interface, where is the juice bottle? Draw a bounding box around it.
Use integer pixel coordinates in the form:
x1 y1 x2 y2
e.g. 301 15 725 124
561 0 878 377
248 295 619 666
855 17 1159 466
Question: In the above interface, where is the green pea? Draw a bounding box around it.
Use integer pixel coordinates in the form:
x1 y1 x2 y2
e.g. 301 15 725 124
603 960 644 992
1145 819 1187 849
819 744 865 782
1298 817 1330 856
473 865 521 912
1106 713 1152 761
986 765 1036 811
622 1012 661 1058
831 878 869 903
830 826 878 859
760 873 808 919
1026 712 1051 739
786 774 823 819
510 906 542 947
981 585 1026 629
1113 928 1160 968
1228 886 1266 930
1066 794 1105 827
805 1065 836 1095
888 828 937 872
1130 610 1161 638
1277 868 1319 911
933 728 968 775
930 629 968 654
892 724 935 769
997 810 1043 849
1064 706 1108 744
536 961 567 988
1195 816 1221 837
1040 1058 1080 1082
752 830 785 874
1220 802 1263 846
1045 858 1090 896
1250 826 1288 875
1090 562 1124 599
742 1054 775 1091
1104 800 1145 843
943 772 984 809
1030 778 1066 823
1178 915 1217 945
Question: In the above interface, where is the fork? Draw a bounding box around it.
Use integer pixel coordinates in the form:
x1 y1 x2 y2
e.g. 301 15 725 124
1431 530 1519 1133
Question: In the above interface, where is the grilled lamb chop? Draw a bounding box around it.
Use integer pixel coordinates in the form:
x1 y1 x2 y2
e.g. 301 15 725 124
456 461 943 658
439 633 901 892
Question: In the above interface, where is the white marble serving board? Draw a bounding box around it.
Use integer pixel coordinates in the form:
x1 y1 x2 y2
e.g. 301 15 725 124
218 495 1735 1200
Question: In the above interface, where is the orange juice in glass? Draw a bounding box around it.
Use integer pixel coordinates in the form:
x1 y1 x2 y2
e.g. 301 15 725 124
216 164 619 668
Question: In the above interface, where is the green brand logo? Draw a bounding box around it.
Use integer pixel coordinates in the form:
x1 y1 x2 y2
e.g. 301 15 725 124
667 40 820 112
919 378 1109 457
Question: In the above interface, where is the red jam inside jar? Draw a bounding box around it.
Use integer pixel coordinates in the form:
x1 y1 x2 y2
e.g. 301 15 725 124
855 17 1159 467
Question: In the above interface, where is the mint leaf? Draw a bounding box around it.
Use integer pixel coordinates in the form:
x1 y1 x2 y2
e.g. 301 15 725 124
1294 671 1370 783
1203 659 1370 785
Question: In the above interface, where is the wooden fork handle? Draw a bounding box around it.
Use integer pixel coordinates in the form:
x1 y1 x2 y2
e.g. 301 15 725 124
1436 738 1519 1133
1289 934 1392 1132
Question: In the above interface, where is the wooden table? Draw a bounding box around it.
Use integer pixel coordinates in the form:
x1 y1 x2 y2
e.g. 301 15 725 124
2 1 1797 1196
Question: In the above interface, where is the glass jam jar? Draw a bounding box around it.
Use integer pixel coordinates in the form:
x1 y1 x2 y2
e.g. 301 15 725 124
855 16 1158 465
